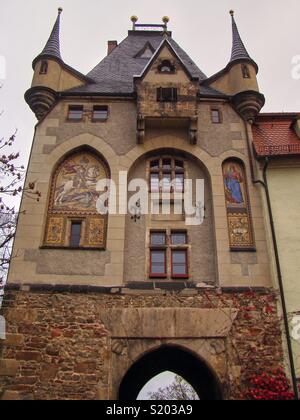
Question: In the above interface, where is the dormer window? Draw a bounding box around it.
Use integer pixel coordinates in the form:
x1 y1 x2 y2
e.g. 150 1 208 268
158 60 175 74
40 61 48 75
157 87 178 103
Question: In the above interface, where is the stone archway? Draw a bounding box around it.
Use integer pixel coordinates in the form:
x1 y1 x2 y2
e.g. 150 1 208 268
98 306 237 400
118 345 223 400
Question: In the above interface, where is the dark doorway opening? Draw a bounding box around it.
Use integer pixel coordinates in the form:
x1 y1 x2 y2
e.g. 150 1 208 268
119 345 223 400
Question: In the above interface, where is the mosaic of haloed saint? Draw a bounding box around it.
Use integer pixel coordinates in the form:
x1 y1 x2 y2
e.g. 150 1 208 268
223 161 246 209
52 153 106 213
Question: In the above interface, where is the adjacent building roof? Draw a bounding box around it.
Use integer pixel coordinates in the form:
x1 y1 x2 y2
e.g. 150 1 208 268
252 113 300 157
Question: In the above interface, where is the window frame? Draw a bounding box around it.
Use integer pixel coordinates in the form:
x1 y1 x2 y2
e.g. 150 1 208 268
149 248 167 278
211 108 222 124
242 64 251 79
149 230 189 280
69 220 83 248
170 231 188 246
171 248 189 279
67 105 84 121
149 157 185 194
157 87 178 103
158 60 175 74
92 105 109 122
39 60 48 75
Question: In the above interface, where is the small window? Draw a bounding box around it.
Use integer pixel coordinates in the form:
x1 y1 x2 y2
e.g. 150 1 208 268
157 87 178 103
40 61 48 75
158 60 175 73
211 109 221 124
171 232 187 245
68 105 83 121
242 65 250 79
150 249 167 277
93 105 108 121
70 221 82 248
171 249 188 278
151 232 166 246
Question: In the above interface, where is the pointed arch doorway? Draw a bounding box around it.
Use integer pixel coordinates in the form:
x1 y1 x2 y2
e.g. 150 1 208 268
118 345 223 400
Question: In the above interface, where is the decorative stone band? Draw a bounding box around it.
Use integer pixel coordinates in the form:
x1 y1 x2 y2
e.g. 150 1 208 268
2 283 272 294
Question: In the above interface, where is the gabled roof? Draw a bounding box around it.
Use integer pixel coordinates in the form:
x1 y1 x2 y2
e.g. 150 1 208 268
253 113 300 157
133 38 201 81
65 30 207 96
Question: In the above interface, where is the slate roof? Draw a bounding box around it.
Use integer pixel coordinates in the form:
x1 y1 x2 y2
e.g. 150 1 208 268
229 12 258 71
64 31 223 97
33 9 62 68
252 114 300 156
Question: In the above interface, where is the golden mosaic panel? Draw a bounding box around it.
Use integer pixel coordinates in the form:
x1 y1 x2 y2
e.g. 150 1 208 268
50 152 107 215
45 217 65 246
223 160 255 250
86 217 105 248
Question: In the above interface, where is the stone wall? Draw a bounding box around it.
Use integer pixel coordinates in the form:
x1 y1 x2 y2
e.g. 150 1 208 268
0 287 284 400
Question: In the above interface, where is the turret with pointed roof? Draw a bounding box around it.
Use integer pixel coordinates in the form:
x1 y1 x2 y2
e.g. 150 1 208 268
26 8 90 120
32 8 63 69
202 11 264 122
229 10 258 73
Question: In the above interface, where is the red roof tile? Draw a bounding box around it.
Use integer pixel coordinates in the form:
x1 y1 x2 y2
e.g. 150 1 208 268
252 114 300 157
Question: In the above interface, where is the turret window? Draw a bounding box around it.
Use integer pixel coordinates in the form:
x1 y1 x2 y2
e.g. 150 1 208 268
242 64 250 79
40 61 48 75
211 109 222 124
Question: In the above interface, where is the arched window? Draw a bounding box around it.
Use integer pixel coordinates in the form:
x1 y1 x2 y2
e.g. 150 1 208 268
40 61 48 75
149 157 184 193
242 64 250 79
158 60 175 74
222 159 255 250
44 150 109 249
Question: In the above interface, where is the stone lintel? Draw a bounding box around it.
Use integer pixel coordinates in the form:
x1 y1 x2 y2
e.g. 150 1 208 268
99 308 238 339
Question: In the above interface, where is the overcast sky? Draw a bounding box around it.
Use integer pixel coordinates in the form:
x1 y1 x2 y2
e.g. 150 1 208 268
1 0 299 165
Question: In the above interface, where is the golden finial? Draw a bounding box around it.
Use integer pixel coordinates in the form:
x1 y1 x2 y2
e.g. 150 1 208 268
162 16 170 25
229 10 234 17
58 7 63 15
131 15 138 30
